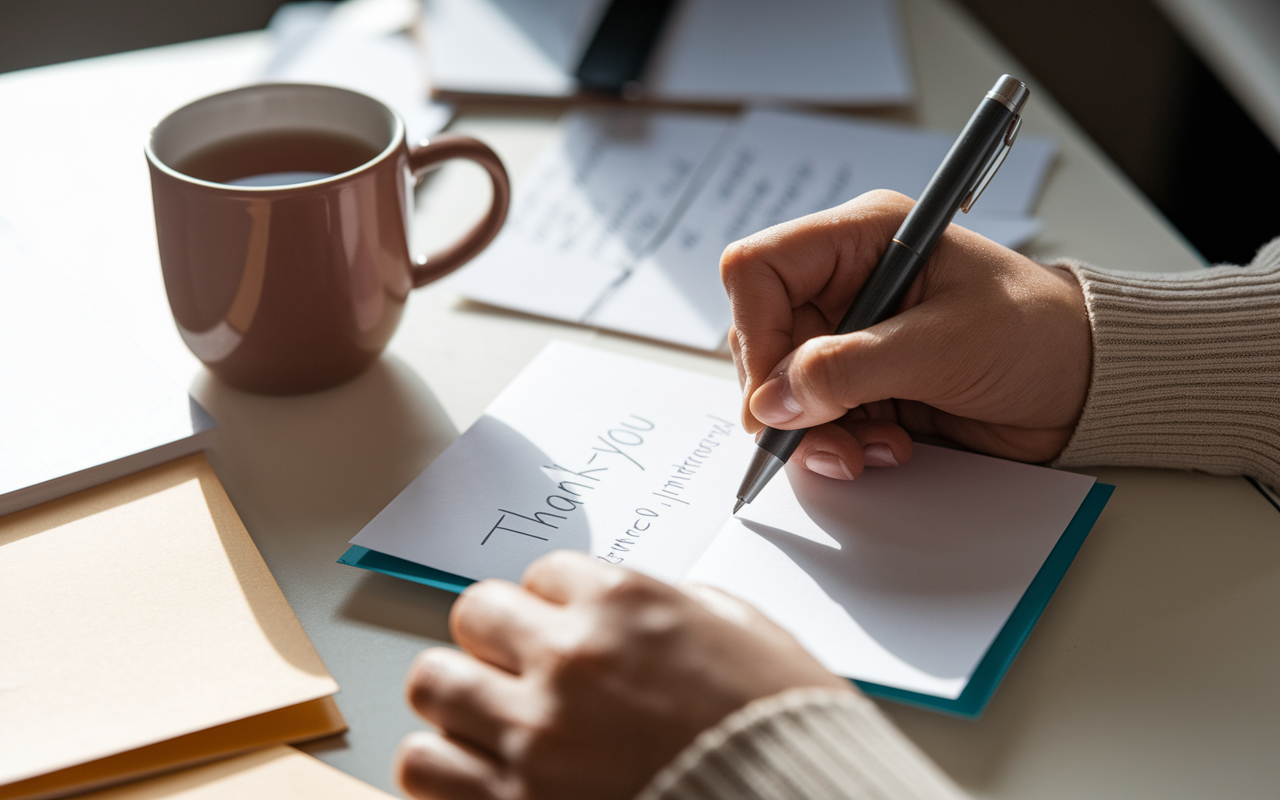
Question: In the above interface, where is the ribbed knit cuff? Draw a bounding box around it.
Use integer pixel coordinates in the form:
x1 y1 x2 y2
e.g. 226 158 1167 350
636 688 964 800
1053 237 1280 488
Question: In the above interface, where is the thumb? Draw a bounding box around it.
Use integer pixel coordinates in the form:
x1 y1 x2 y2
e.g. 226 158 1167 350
747 307 951 429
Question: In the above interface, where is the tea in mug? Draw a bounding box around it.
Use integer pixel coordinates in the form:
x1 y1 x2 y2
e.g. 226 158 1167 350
174 129 382 187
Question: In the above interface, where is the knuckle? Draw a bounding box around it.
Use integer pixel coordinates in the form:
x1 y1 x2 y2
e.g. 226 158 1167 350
394 734 437 799
718 240 751 285
450 578 505 631
719 237 770 286
863 187 907 206
794 339 847 407
598 568 666 607
719 239 751 272
405 648 460 709
546 634 619 680
854 188 913 214
537 549 588 573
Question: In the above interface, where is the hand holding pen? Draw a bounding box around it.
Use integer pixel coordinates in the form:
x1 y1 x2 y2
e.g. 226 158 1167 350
725 76 1093 510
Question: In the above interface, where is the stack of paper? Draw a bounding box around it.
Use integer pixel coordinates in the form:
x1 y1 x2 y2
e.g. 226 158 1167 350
0 218 216 517
425 0 914 106
68 747 394 800
339 342 1111 717
0 455 345 799
455 108 1057 350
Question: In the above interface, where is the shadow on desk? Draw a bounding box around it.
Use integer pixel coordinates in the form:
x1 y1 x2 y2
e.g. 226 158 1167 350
191 353 460 643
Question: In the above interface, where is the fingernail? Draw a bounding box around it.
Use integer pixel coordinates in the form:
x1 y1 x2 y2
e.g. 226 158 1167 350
863 443 899 468
804 452 854 480
752 374 804 425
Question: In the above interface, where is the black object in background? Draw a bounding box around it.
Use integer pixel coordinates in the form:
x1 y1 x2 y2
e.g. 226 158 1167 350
0 0 296 74
958 0 1280 267
1166 56 1280 267
574 0 676 95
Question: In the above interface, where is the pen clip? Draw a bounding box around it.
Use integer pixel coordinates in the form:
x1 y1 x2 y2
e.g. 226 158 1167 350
961 114 1022 214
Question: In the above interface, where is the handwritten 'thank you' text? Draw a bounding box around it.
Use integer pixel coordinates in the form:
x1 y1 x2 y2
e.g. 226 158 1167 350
481 415 654 546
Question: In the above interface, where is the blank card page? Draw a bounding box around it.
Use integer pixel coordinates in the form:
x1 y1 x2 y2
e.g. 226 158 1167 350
684 445 1095 698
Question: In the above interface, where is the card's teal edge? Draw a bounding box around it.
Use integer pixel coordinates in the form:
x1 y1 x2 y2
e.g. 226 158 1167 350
853 482 1114 719
338 545 474 594
338 482 1115 718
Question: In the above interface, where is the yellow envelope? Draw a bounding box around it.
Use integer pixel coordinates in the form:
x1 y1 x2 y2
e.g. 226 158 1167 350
0 455 344 799
69 746 394 800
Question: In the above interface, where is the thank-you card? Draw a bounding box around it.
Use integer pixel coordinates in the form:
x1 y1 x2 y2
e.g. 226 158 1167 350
342 342 1110 716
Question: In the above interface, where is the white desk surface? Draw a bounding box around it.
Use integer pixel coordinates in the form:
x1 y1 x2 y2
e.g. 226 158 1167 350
2 0 1277 797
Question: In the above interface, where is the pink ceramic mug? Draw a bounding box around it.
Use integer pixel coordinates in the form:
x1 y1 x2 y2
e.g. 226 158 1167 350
146 83 510 394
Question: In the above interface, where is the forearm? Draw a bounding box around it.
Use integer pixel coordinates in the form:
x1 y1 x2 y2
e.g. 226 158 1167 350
638 688 965 800
1054 238 1280 488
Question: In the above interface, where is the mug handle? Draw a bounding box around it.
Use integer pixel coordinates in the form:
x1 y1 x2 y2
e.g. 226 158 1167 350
407 133 511 288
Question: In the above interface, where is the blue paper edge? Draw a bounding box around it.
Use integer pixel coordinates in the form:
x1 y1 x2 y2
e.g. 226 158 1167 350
338 482 1115 718
337 545 476 593
854 481 1115 718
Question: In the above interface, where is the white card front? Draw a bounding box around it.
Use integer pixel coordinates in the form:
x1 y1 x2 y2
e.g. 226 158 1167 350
685 446 1096 698
349 342 755 583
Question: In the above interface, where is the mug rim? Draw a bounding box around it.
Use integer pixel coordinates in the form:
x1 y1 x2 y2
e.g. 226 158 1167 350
144 82 406 193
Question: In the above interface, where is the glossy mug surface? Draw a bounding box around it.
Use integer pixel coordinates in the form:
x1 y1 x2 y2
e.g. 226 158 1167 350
146 83 510 394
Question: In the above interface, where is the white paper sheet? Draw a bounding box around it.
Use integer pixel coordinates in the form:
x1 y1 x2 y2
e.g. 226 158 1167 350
264 0 453 143
455 110 732 322
687 447 1096 697
642 0 913 105
349 343 1097 699
424 0 913 106
459 107 1057 351
0 219 216 516
349 342 756 583
425 0 605 97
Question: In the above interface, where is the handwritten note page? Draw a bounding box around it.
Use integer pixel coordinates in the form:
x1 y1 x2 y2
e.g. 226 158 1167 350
454 110 732 326
591 108 1057 348
457 108 1056 351
686 446 1096 698
349 342 755 583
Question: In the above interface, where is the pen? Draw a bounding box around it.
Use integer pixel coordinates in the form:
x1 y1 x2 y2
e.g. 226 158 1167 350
734 74 1030 513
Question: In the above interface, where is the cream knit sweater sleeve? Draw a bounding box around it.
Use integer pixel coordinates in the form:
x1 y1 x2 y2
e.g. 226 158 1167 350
637 688 966 800
1054 236 1280 486
641 238 1280 800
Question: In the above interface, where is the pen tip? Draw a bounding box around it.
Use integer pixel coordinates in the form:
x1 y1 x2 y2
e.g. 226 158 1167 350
733 498 745 515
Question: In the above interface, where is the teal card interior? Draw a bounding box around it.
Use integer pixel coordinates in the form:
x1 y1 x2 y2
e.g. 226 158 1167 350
338 481 1114 718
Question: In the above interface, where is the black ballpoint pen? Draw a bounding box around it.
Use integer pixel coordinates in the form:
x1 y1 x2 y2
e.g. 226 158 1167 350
733 74 1031 514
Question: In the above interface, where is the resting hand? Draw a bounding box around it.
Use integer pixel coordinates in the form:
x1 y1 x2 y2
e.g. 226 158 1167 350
723 189 1091 479
397 551 850 800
